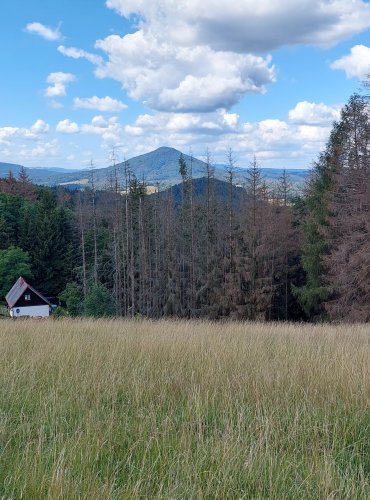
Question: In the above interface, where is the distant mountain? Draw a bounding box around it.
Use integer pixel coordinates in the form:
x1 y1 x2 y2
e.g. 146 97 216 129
0 162 79 183
259 167 309 186
214 164 309 187
40 147 219 188
0 162 24 177
1 147 310 189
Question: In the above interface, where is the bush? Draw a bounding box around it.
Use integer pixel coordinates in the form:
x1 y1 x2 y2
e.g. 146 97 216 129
59 283 83 317
84 283 115 317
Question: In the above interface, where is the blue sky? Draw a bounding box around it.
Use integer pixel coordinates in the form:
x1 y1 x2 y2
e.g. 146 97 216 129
1 0 370 170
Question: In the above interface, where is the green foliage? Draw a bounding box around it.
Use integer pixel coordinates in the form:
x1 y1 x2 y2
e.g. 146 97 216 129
129 175 146 199
84 283 115 317
37 186 57 211
59 283 83 317
292 96 366 319
179 154 187 179
0 246 33 298
0 189 77 297
31 206 76 296
52 306 69 318
0 193 26 249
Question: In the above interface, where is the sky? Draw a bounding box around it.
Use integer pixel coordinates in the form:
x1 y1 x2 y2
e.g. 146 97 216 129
1 0 370 170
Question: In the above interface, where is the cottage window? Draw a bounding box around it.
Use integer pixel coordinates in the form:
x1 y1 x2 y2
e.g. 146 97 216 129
25 294 31 301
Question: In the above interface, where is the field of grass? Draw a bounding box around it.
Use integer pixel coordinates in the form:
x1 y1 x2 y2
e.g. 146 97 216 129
0 319 369 499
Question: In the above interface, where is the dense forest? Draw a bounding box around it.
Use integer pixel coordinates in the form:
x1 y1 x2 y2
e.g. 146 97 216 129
1 93 369 322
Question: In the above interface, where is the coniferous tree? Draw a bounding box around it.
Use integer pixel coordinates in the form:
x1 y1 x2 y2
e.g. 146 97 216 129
323 94 370 321
293 94 369 320
0 246 33 298
293 122 344 319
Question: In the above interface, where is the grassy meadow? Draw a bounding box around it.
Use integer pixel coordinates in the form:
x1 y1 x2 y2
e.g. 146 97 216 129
0 319 369 499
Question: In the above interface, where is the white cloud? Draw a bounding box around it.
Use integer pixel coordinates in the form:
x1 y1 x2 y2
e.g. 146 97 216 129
55 116 124 146
223 113 239 128
331 44 370 79
80 116 123 145
74 96 127 112
106 0 370 51
296 125 331 143
258 119 290 142
57 45 103 65
56 119 80 134
91 115 109 127
29 140 59 159
92 1 370 114
95 33 275 112
124 125 143 136
0 127 19 145
44 72 76 97
0 120 50 144
109 99 339 167
31 119 50 134
289 101 340 125
25 22 62 41
0 121 57 165
0 137 62 165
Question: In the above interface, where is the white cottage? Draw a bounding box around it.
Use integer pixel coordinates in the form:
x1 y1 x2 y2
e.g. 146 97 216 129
6 277 51 318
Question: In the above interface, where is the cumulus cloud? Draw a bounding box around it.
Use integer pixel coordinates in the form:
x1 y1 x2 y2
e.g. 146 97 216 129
0 120 50 144
106 0 370 51
56 119 80 134
258 119 290 143
139 111 244 139
28 140 59 159
289 101 340 125
25 22 62 41
0 127 19 145
74 96 127 112
331 44 370 79
95 33 275 112
296 125 331 143
81 116 123 145
55 116 123 146
57 45 103 65
44 72 76 97
0 120 57 165
89 1 370 114
31 119 50 134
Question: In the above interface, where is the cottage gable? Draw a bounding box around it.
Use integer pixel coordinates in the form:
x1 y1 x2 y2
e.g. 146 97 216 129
6 277 51 318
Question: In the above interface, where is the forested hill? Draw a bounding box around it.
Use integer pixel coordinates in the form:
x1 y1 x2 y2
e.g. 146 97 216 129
0 166 305 321
1 94 369 322
159 177 248 207
1 147 309 189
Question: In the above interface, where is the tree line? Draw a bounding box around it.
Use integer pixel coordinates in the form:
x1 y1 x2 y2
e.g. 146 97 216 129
0 93 369 322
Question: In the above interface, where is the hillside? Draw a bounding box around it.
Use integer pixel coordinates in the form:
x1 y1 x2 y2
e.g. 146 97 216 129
158 176 248 206
0 162 79 184
0 148 310 189
0 162 24 177
35 147 218 188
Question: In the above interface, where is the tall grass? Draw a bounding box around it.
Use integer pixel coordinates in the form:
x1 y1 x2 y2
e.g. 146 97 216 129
0 319 369 498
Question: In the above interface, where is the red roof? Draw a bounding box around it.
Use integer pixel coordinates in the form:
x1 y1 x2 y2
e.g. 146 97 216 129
5 277 51 308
